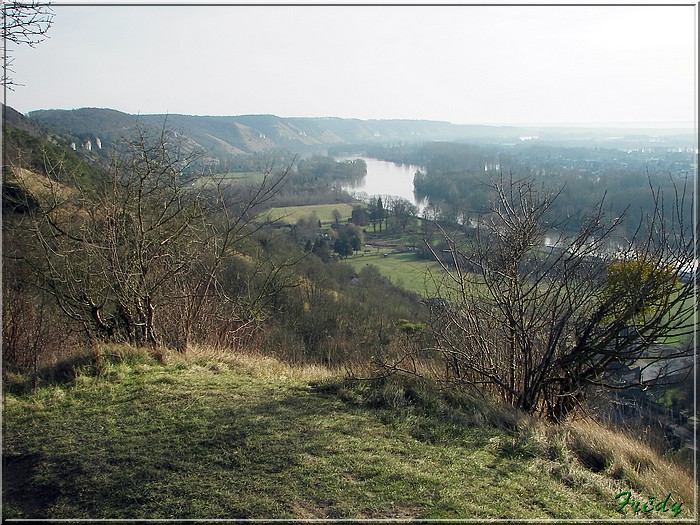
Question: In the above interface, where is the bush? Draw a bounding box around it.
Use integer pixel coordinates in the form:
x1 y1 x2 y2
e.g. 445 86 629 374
2 283 84 379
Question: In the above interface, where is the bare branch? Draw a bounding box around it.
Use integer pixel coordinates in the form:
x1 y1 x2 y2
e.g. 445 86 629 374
2 2 53 88
417 173 695 421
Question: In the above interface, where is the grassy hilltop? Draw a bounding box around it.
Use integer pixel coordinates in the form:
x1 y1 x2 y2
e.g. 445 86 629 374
2 346 695 520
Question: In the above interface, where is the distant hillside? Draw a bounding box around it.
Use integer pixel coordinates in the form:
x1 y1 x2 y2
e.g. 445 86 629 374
20 107 696 161
2 104 105 188
3 104 45 137
26 108 521 159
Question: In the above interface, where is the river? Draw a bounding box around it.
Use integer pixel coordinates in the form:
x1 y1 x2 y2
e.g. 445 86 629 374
336 156 426 212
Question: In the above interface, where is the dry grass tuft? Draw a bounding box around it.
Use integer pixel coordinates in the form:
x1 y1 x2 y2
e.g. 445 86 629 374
161 343 336 383
535 417 696 512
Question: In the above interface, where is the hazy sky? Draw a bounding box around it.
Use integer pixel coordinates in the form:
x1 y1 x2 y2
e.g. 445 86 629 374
5 2 698 126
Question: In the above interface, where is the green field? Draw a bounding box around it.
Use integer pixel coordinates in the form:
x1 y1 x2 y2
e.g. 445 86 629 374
345 251 468 299
4 347 692 519
191 171 267 190
264 203 356 224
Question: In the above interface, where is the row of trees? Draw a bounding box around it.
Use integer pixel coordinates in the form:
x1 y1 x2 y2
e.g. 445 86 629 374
411 142 694 233
351 196 418 234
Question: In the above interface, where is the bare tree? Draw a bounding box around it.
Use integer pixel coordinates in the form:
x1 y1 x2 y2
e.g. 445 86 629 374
11 123 292 351
2 1 54 88
385 173 694 422
389 196 418 232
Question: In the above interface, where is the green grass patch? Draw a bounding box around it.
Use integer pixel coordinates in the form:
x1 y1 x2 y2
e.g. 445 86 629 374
264 203 356 224
345 251 449 297
3 349 694 519
190 171 268 190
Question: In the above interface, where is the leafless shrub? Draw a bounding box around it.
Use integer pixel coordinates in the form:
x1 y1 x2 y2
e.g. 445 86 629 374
414 173 693 422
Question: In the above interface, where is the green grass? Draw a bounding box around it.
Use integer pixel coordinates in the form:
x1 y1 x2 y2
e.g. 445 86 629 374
190 171 268 190
345 251 458 298
4 347 694 520
264 203 356 224
363 228 423 245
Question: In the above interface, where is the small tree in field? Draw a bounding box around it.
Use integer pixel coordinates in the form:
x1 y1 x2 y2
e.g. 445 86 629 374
403 173 694 422
334 237 353 259
390 197 418 232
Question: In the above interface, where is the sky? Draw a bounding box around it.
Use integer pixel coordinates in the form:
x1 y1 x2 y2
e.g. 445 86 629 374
4 1 698 127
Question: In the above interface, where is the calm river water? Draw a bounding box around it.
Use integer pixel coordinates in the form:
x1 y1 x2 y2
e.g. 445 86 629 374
336 156 426 212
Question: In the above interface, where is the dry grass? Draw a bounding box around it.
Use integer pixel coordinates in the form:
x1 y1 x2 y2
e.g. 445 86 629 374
570 418 694 503
12 167 75 205
533 416 697 515
154 343 335 383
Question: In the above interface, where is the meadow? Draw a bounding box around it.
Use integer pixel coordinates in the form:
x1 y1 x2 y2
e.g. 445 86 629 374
3 345 695 519
190 171 267 190
345 251 446 298
263 203 356 224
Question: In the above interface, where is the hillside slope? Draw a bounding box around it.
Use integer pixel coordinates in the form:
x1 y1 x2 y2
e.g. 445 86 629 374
2 348 695 520
26 107 521 158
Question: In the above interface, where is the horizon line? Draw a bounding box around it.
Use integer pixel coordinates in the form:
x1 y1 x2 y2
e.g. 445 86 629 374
11 105 697 130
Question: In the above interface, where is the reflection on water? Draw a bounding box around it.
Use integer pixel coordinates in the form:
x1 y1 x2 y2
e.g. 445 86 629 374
336 156 426 211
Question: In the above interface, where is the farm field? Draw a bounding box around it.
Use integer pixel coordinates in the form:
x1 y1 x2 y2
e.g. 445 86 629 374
344 251 446 298
264 203 356 224
191 171 267 190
